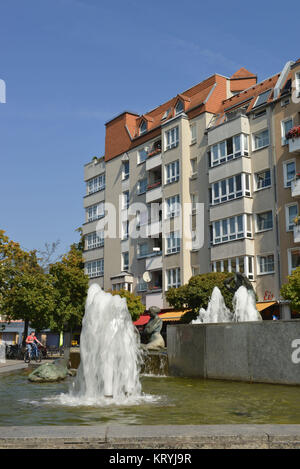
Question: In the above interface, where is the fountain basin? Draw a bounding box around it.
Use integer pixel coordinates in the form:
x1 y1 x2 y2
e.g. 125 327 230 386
167 320 300 385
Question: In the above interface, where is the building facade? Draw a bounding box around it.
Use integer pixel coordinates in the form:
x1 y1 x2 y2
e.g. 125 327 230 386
82 59 300 308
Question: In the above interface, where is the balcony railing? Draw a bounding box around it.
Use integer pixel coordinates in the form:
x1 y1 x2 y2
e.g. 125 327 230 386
147 180 162 191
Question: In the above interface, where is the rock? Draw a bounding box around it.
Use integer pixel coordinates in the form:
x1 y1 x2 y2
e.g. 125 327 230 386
28 363 69 383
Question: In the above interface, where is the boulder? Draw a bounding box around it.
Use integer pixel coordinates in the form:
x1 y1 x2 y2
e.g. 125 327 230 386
28 362 70 383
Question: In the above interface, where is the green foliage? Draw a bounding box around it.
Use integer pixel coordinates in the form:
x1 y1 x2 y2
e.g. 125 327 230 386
49 243 89 331
166 272 234 322
110 289 145 321
280 267 300 312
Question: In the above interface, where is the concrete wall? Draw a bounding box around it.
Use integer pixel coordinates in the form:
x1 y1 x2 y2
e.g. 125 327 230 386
167 321 300 385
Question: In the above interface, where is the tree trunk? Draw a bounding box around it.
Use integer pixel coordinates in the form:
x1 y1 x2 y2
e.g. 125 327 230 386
22 319 29 347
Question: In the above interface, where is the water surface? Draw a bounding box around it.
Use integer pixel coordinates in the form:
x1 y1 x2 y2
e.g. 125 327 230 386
1 370 300 426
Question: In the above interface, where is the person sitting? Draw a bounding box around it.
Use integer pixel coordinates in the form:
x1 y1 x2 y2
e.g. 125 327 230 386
25 331 43 359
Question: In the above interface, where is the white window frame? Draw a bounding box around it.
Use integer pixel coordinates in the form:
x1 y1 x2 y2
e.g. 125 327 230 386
139 120 147 135
209 133 248 167
212 214 252 245
285 203 298 232
252 129 269 151
122 161 129 180
138 147 148 164
122 191 130 210
212 255 254 280
257 254 275 275
255 210 273 233
175 100 184 115
190 123 197 144
87 202 105 222
86 259 104 278
165 194 180 219
165 160 180 184
87 174 105 195
137 178 147 195
166 268 181 290
122 252 129 271
165 126 179 150
281 117 293 146
166 231 180 255
211 173 250 205
85 231 104 250
254 169 271 191
283 159 296 188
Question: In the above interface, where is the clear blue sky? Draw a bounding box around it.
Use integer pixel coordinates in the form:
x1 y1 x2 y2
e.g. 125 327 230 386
0 0 299 256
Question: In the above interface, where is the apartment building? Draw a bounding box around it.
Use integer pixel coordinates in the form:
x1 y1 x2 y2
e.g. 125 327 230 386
82 59 300 308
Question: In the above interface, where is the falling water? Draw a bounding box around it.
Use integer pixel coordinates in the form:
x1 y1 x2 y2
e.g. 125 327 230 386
192 286 262 324
63 284 143 405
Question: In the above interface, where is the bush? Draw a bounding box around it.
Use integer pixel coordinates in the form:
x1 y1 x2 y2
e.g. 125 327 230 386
166 272 234 322
280 267 300 312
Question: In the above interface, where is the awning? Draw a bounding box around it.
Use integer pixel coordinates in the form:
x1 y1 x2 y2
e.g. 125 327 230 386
256 301 277 312
134 310 187 326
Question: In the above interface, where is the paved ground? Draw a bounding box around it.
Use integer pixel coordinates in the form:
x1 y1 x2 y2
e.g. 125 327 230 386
0 425 300 448
0 359 55 374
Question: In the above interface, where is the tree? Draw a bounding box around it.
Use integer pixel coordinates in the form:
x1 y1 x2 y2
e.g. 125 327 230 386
110 289 145 321
0 230 56 344
166 272 234 323
280 267 300 312
49 242 89 332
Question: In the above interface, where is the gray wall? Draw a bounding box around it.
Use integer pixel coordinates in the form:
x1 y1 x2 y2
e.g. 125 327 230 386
167 321 300 385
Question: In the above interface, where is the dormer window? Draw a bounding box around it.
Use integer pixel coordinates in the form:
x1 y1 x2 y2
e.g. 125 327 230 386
139 120 147 135
175 100 184 115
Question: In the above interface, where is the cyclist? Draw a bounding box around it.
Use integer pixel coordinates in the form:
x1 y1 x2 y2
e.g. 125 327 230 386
25 331 43 360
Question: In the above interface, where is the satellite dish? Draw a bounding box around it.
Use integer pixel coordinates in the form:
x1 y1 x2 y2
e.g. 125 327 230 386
143 271 152 283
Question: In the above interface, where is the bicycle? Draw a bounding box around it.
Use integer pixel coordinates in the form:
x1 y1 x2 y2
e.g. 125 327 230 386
24 345 42 364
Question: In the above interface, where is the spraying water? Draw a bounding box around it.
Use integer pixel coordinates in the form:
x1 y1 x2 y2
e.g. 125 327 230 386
65 284 143 405
192 286 262 324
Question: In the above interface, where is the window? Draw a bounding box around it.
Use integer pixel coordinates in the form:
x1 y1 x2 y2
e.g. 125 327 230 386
281 118 293 145
122 161 129 180
87 174 105 194
211 173 250 205
87 202 105 222
288 249 300 275
253 89 272 108
283 160 296 187
254 169 271 190
165 127 179 150
175 100 184 115
191 193 198 213
137 276 148 292
122 220 129 240
285 204 298 231
137 243 149 258
166 231 180 254
296 72 300 97
86 259 104 278
256 211 273 232
137 178 147 195
190 158 197 176
165 195 180 219
212 256 254 280
86 231 104 250
138 148 148 164
208 134 248 167
190 124 197 143
257 255 275 274
139 120 147 135
212 214 251 244
122 191 129 210
253 129 269 150
166 268 181 290
165 160 179 184
122 252 129 271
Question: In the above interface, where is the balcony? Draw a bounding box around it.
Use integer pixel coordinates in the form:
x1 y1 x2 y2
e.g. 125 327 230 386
146 180 162 203
287 126 300 154
294 225 300 243
146 150 162 171
291 177 300 197
207 114 250 147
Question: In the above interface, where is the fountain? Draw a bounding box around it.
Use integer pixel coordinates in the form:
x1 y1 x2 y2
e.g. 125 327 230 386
67 284 143 404
192 286 262 323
